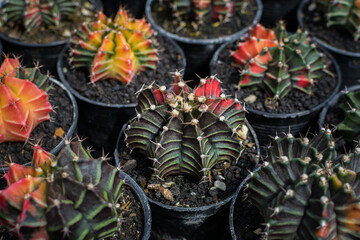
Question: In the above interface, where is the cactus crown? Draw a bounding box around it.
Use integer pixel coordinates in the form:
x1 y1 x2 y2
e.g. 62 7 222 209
248 129 360 239
0 57 52 143
315 0 360 40
163 0 236 24
231 22 326 99
71 9 159 84
125 72 247 180
336 89 360 145
0 0 79 32
0 140 126 239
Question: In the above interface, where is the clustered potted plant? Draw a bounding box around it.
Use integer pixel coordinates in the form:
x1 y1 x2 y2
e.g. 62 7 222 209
1 1 360 239
211 21 341 145
115 72 260 239
57 7 186 155
0 0 100 73
297 0 360 88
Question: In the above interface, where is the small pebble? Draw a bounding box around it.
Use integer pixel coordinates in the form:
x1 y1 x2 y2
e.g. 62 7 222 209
209 187 218 196
122 159 137 171
190 192 197 196
214 180 227 191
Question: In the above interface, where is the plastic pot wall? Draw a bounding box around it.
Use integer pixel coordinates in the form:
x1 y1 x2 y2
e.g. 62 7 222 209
0 77 78 188
210 40 341 147
114 121 260 240
119 171 152 240
0 0 102 75
297 0 360 88
145 0 263 85
57 38 186 157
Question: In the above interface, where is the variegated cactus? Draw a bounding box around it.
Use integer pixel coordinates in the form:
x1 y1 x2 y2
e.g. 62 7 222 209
0 0 78 32
125 72 247 180
163 0 235 24
71 9 158 84
316 0 360 40
0 57 52 143
247 128 360 239
336 89 360 145
0 140 125 239
231 21 325 98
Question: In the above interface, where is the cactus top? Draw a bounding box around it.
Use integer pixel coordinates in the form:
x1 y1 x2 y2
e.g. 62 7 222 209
126 72 247 180
231 22 326 99
0 57 52 143
248 129 360 239
71 9 159 84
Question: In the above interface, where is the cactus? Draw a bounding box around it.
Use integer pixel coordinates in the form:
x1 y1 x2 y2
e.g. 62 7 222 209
247 128 360 240
0 0 78 32
231 22 326 98
125 72 247 180
336 89 360 145
71 9 158 84
315 0 360 40
164 0 235 24
0 140 126 239
0 57 52 143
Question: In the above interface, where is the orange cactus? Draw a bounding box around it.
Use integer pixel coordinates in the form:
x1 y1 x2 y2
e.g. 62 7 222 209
0 58 52 143
71 9 158 84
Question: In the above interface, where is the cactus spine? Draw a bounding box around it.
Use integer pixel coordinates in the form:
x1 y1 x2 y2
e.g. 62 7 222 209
125 72 247 180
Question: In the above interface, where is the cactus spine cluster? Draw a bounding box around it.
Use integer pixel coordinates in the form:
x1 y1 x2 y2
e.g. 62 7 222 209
0 57 52 143
231 22 325 98
163 0 235 24
0 0 78 32
125 72 247 180
316 0 360 40
247 129 360 239
71 9 158 84
0 140 125 239
336 89 360 144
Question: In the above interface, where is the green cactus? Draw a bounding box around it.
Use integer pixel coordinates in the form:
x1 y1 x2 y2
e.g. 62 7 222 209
0 140 126 239
336 89 360 145
125 72 247 180
247 128 360 240
0 0 79 32
315 0 360 40
231 21 326 98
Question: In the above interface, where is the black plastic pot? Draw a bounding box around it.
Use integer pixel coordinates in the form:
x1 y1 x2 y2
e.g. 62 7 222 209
102 0 146 18
297 0 360 88
260 0 300 31
145 0 263 84
229 167 261 240
119 171 152 240
0 77 78 188
114 120 260 240
0 0 102 75
210 39 341 147
57 38 186 157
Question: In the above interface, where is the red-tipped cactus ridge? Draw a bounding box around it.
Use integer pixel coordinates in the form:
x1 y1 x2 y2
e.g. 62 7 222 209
32 144 55 173
126 74 246 179
212 0 234 21
0 58 52 143
231 22 325 98
71 8 158 84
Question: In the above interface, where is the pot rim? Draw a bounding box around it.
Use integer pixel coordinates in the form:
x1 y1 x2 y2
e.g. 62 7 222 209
297 0 360 58
119 171 152 240
145 0 263 45
318 84 360 128
114 119 260 212
0 77 79 171
210 34 342 119
56 36 186 109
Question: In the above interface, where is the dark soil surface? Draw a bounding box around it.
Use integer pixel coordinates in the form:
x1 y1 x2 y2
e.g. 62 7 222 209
0 1 96 44
0 82 73 166
301 1 360 53
212 41 338 114
62 35 185 105
0 184 144 240
150 0 258 39
116 133 259 207
232 186 264 240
